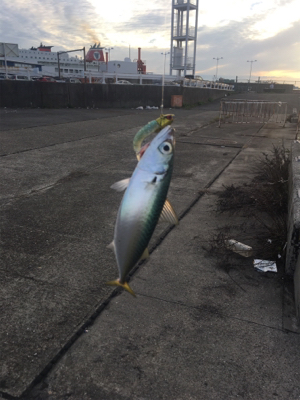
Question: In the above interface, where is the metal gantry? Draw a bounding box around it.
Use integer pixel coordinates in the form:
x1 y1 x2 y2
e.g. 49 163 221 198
170 0 199 77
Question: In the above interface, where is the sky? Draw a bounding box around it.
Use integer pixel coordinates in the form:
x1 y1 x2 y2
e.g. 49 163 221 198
1 0 299 83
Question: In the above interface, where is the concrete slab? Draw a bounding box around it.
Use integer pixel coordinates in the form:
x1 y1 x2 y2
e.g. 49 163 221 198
1 93 300 399
1 107 244 397
29 291 300 400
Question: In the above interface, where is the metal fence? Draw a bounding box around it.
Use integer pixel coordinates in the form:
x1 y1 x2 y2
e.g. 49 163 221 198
218 99 287 127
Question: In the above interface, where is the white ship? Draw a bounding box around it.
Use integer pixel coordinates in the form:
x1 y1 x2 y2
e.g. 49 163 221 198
0 43 144 79
0 42 234 89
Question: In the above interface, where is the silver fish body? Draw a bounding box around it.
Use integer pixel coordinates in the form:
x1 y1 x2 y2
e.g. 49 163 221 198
107 126 176 295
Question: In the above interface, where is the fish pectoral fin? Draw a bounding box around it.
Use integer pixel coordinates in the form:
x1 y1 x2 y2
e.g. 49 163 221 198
159 199 179 225
110 178 130 192
139 247 149 261
107 241 115 251
106 279 136 297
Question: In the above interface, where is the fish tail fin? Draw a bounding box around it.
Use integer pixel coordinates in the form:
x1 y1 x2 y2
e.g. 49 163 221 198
106 279 136 297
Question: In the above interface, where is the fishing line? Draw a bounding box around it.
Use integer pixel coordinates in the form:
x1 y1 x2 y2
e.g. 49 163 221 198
160 51 170 116
160 72 165 115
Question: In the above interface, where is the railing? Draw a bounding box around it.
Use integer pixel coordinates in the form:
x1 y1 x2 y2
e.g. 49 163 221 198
182 78 234 90
0 66 234 90
218 99 287 127
175 0 197 6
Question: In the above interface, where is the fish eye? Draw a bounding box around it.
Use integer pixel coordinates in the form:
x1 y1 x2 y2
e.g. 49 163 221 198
159 141 172 155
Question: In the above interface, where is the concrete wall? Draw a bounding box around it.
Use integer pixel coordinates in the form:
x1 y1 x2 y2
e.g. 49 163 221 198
0 80 229 109
286 141 300 320
234 82 294 93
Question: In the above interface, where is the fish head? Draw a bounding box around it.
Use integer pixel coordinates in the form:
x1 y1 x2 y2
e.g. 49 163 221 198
138 126 175 174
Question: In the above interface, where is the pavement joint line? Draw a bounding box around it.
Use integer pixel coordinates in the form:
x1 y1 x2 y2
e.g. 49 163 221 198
0 221 102 242
0 117 218 158
176 141 243 149
0 111 139 133
0 132 114 157
0 123 149 158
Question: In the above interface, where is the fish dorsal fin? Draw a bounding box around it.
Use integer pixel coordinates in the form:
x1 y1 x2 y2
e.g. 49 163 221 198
110 178 130 192
159 199 179 225
139 248 149 261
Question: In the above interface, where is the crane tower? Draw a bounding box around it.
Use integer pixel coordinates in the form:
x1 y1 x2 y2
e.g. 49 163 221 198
170 0 199 77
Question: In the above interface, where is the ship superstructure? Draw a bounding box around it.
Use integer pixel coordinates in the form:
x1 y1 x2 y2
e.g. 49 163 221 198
0 42 145 78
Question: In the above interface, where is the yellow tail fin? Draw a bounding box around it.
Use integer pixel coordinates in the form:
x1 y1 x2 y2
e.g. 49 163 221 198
106 279 136 297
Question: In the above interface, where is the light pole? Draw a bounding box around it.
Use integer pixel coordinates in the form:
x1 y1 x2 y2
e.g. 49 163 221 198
161 51 170 113
105 47 114 61
213 57 223 81
247 60 257 83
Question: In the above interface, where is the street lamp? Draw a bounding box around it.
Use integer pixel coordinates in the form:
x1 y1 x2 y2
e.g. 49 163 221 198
247 60 257 83
161 51 170 113
105 47 114 61
213 57 223 81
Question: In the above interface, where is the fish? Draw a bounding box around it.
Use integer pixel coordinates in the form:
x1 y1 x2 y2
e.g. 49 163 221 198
110 113 178 225
107 125 177 296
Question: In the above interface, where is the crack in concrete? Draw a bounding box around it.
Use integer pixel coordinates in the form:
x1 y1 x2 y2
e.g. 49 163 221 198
135 292 291 334
0 159 124 202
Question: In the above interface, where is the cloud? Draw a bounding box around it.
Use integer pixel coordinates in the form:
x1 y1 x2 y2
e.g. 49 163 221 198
0 0 102 50
116 12 168 33
0 0 299 81
195 19 300 80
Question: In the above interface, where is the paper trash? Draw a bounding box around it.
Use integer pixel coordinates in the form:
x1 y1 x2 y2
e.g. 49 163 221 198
225 239 253 257
254 259 277 273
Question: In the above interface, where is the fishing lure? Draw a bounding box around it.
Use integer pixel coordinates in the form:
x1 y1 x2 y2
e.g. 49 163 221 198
133 114 174 160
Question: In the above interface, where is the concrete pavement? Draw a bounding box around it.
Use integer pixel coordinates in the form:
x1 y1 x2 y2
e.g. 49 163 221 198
1 93 300 399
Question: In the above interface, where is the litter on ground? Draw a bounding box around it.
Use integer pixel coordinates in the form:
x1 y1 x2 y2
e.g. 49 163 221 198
225 239 253 257
254 259 277 273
